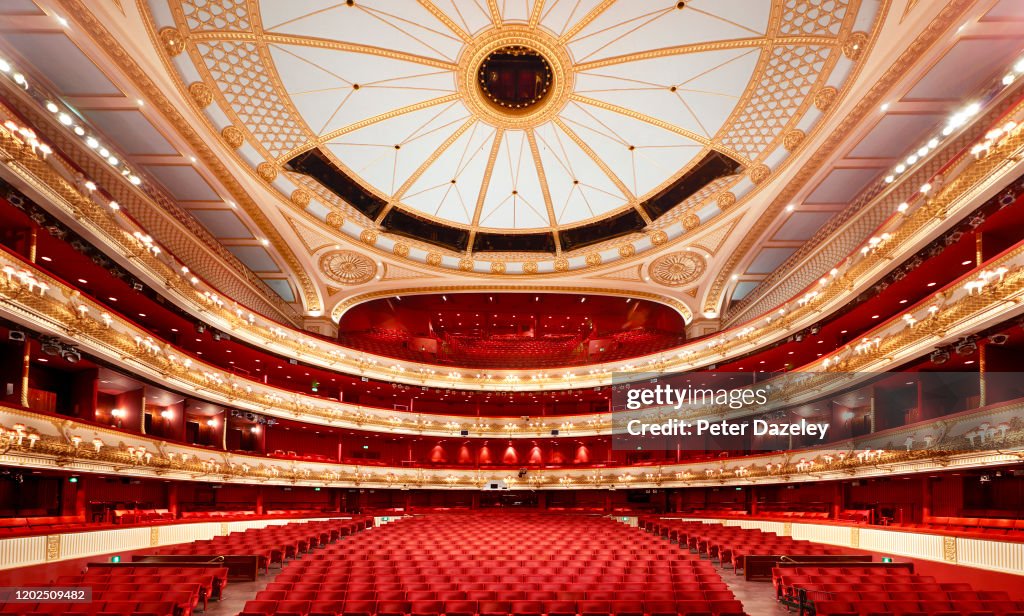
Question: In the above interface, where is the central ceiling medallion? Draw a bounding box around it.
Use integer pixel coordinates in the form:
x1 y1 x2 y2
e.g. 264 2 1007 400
459 27 572 129
478 45 552 112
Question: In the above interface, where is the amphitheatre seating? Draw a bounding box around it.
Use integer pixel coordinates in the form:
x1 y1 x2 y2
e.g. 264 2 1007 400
638 518 850 573
155 519 371 574
776 565 1024 616
237 514 749 616
2 518 371 616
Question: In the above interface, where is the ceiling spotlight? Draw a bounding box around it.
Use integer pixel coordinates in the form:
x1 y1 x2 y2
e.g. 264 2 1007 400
930 349 950 365
61 347 81 364
988 333 1009 346
954 336 978 356
40 337 62 356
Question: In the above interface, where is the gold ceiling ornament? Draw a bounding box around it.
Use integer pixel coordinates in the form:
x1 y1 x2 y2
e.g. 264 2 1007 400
814 86 839 111
325 211 345 229
457 26 574 129
426 252 443 267
783 129 806 151
649 230 669 246
553 257 569 272
319 250 377 285
522 261 538 274
256 162 278 182
158 27 185 56
585 253 602 267
682 212 701 231
748 164 771 185
290 188 312 208
843 32 870 61
458 258 475 271
187 81 213 108
617 244 636 258
716 191 737 210
489 261 506 274
392 242 410 258
359 229 378 246
648 252 707 287
220 125 244 149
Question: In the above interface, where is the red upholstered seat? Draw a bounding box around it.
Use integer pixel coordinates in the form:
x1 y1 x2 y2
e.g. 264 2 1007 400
544 601 576 616
477 601 510 616
341 601 376 616
409 601 443 616
376 602 410 616
443 601 478 616
509 601 543 616
309 601 344 616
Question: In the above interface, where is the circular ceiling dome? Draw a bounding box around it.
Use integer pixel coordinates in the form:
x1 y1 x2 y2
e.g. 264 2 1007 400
170 1 871 245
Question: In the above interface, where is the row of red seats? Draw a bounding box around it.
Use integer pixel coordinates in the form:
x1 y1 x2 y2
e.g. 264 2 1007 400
62 571 223 601
814 598 1024 616
5 518 373 616
888 516 1024 541
772 565 918 600
639 518 849 571
275 565 717 575
254 592 736 603
0 515 86 536
236 514 747 616
113 510 174 524
238 598 746 616
153 518 370 572
774 565 1022 616
0 600 175 616
57 567 224 611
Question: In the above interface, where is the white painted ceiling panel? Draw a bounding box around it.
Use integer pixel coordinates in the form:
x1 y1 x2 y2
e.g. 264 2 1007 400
81 109 178 156
0 32 121 96
804 167 884 205
142 165 220 202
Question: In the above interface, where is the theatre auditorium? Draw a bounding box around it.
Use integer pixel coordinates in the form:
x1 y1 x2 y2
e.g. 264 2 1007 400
1 2 1024 616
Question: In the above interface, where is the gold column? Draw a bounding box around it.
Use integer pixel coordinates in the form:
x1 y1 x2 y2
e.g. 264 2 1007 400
20 338 29 407
20 229 37 407
28 228 37 263
975 233 983 266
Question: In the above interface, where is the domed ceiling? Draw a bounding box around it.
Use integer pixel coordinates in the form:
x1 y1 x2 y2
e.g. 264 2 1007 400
154 0 877 257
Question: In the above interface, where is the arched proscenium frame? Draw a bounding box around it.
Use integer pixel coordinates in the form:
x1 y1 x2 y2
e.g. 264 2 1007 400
331 286 694 325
